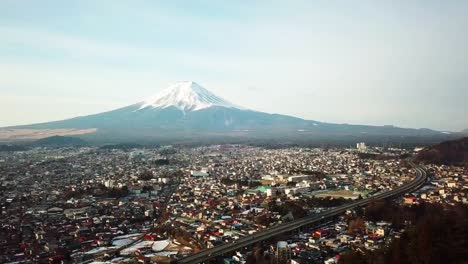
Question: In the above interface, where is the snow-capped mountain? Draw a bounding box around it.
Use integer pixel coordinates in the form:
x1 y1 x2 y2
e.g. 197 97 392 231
9 81 451 143
138 81 241 112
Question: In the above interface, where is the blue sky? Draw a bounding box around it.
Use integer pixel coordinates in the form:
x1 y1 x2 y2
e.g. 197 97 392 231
1 0 467 131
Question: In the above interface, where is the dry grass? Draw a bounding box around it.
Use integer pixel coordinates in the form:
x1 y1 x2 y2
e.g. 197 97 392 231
315 189 361 199
0 128 97 141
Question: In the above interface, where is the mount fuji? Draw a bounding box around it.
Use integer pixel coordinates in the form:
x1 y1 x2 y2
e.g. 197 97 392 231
139 81 242 112
7 81 453 143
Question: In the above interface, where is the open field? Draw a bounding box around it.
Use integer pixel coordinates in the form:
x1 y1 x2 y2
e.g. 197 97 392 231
314 189 362 200
0 128 96 142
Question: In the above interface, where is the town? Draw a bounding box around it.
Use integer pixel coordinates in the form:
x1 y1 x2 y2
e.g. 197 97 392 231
1 144 466 264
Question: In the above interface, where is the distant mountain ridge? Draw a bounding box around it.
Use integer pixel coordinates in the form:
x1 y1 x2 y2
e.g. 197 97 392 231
34 135 87 147
6 81 458 143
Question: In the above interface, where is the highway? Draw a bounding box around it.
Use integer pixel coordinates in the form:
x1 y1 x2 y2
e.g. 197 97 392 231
177 162 427 264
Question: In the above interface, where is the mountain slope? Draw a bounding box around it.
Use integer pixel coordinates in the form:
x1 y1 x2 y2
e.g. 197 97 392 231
8 81 455 142
415 137 468 165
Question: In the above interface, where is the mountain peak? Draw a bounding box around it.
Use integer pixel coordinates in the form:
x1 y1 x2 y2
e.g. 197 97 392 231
139 81 241 111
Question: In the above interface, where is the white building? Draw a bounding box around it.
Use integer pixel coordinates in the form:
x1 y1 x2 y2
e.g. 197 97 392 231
357 142 367 152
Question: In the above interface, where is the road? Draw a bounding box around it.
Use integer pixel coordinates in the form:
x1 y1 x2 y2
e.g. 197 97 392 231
177 162 427 264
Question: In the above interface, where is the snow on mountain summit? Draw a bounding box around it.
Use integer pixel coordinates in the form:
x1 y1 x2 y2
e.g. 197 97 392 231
139 81 241 111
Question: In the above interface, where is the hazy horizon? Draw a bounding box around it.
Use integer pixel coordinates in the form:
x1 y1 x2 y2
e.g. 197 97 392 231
1 1 467 131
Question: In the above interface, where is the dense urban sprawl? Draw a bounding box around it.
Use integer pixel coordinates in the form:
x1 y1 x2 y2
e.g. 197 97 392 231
1 144 466 263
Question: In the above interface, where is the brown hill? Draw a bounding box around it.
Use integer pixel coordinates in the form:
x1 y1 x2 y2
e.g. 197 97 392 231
415 137 468 165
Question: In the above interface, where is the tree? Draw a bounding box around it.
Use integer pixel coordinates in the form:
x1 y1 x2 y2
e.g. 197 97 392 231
348 217 365 234
139 170 153 181
341 203 468 264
